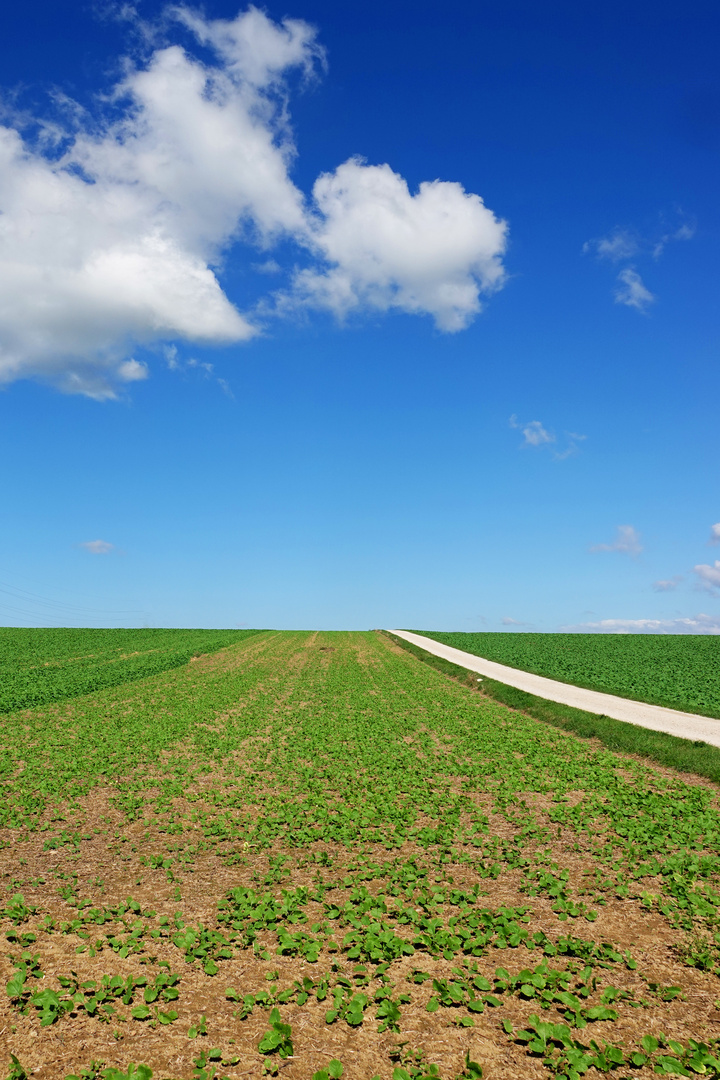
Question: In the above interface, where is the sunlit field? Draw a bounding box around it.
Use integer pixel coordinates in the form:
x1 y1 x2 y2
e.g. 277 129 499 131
1 631 719 1080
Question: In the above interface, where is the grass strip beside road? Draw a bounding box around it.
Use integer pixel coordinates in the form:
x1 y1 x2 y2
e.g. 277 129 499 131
384 631 720 785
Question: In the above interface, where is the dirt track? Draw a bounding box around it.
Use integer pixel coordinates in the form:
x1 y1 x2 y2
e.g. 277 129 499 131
392 630 720 748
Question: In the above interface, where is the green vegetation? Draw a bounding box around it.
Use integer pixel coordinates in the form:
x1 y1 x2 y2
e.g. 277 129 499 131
0 627 263 714
1 630 720 1078
414 630 720 718
387 630 720 783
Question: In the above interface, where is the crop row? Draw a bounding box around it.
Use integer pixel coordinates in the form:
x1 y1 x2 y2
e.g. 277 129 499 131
0 627 263 714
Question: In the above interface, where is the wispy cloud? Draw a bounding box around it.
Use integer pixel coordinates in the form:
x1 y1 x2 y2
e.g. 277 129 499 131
590 525 643 557
253 259 282 274
614 269 655 312
652 576 683 592
647 524 720 594
586 213 696 263
509 415 554 447
117 359 149 383
217 377 235 400
163 345 180 371
583 212 694 313
187 358 214 375
694 561 720 594
583 228 638 262
501 617 532 627
560 614 720 635
652 219 696 259
553 432 587 460
80 539 114 555
509 416 585 459
163 347 233 396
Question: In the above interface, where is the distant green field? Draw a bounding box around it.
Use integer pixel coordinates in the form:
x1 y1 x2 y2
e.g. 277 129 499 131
0 627 264 714
415 631 720 718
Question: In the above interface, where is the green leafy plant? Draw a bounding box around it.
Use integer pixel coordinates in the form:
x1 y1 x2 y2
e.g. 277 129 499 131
5 1056 29 1080
2 894 37 925
312 1061 343 1080
188 1014 208 1038
258 1007 294 1060
456 1051 483 1079
191 1049 236 1080
100 1067 152 1080
64 1063 106 1080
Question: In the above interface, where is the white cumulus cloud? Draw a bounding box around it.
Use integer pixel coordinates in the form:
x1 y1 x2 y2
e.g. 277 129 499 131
80 539 114 554
709 523 720 545
0 6 508 399
289 159 507 331
590 525 643 556
0 8 304 398
614 268 655 312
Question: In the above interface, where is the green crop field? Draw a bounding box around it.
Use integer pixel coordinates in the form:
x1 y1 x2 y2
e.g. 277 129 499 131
1 631 720 1080
0 628 262 715
414 632 720 719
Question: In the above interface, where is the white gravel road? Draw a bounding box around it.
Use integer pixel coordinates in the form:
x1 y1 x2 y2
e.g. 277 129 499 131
391 629 720 749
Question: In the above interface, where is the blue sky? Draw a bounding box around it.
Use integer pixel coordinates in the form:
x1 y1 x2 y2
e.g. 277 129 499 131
1 0 719 631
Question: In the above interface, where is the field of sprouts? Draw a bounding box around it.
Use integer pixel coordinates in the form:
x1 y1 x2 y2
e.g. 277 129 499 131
1 630 719 1080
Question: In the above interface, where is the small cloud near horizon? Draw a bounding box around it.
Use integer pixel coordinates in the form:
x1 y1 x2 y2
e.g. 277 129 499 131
80 539 114 555
560 613 720 635
590 525 642 557
501 616 532 628
694 561 720 594
652 576 683 592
